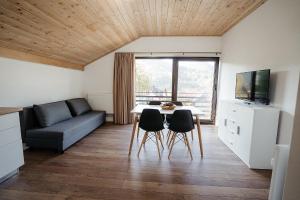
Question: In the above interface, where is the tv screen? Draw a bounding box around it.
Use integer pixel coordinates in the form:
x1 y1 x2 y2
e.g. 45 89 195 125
254 69 270 104
235 72 254 100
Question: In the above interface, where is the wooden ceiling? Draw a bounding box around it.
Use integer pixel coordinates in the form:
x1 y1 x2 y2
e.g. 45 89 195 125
0 0 265 70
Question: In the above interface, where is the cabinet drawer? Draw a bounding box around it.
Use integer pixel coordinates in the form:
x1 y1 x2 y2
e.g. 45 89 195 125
0 139 24 178
227 119 238 134
0 113 20 131
0 126 21 147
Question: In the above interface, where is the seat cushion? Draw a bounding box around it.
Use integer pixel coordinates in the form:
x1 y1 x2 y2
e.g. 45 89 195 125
33 101 72 127
26 111 106 140
67 98 92 116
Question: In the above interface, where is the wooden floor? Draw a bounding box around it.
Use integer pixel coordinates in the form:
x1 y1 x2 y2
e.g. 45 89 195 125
0 124 272 200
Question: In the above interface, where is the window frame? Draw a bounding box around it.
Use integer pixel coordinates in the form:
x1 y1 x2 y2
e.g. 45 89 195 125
135 56 219 124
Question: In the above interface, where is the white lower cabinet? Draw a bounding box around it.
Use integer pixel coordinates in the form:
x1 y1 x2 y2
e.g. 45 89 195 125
0 112 24 183
218 100 280 169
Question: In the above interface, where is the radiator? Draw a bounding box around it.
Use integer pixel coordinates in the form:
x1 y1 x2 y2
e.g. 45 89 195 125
268 145 290 200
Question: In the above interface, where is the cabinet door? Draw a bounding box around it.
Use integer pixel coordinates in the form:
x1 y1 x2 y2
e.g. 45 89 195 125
0 126 21 147
218 102 229 144
0 139 24 178
234 106 254 165
0 113 19 131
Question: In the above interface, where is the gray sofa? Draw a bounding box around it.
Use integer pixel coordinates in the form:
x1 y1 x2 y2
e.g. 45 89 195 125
22 98 106 153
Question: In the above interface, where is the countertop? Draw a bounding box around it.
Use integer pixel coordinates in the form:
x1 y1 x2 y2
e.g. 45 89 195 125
0 107 22 116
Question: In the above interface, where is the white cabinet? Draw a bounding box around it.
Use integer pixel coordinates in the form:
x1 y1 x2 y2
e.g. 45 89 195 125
0 111 24 183
218 100 279 169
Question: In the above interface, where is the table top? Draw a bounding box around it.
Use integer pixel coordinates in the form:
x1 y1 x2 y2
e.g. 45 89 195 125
131 105 202 115
0 107 22 116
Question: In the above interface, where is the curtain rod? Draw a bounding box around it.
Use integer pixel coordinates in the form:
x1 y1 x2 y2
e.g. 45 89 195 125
119 51 221 55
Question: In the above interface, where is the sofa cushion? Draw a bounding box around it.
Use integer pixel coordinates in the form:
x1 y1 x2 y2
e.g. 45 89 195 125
33 101 72 127
67 98 91 116
26 111 106 140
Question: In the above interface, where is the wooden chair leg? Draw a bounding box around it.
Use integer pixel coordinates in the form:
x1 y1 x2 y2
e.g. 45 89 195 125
137 132 148 158
155 133 161 159
191 130 194 141
157 132 164 149
184 133 193 160
167 130 170 137
159 131 164 142
167 130 171 145
184 134 187 146
168 132 175 148
168 132 177 159
183 133 188 145
160 131 164 139
136 127 140 140
143 132 148 147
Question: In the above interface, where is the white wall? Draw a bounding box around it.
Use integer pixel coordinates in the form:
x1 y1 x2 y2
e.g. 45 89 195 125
218 0 300 144
0 57 84 107
83 36 222 120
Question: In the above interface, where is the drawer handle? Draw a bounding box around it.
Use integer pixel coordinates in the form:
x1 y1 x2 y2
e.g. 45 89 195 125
232 110 237 112
237 126 240 135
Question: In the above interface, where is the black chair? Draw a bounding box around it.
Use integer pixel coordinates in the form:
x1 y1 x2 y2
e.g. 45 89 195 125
166 101 183 124
149 101 165 122
165 101 194 141
138 109 165 159
168 110 194 160
137 101 164 140
148 101 161 105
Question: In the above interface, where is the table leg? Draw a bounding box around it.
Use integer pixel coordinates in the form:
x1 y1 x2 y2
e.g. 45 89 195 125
128 115 138 156
196 115 203 158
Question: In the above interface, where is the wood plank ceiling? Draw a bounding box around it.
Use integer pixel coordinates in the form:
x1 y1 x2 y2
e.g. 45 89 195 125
0 0 266 70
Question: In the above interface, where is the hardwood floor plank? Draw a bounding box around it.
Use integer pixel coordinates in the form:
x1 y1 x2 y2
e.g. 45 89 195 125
0 123 271 199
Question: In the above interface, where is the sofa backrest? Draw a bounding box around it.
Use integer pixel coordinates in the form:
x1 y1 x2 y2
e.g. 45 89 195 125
66 98 92 116
20 106 40 138
33 101 72 128
20 98 91 138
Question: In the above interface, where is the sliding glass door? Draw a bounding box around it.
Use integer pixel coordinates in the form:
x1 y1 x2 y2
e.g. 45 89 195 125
135 57 219 124
135 58 173 103
177 59 217 121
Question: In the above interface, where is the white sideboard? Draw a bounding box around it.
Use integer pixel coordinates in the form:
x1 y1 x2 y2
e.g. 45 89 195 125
218 100 280 169
0 108 24 183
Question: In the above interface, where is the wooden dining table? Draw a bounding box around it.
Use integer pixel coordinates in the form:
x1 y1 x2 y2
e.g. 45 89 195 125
128 105 204 157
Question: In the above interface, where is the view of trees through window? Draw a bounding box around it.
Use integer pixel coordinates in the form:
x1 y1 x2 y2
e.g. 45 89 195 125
135 59 173 102
135 58 218 122
177 61 215 119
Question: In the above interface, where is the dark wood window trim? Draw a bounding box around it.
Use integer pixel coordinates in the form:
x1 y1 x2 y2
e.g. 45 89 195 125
135 56 220 124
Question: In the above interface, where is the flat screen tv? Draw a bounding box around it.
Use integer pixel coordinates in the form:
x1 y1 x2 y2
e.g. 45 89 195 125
235 71 255 101
254 69 270 104
235 69 270 105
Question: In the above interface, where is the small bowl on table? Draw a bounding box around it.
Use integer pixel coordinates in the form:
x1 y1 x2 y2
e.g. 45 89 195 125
161 103 176 110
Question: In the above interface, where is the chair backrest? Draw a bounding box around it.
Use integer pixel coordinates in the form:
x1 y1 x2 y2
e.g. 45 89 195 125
148 101 161 105
172 101 183 106
169 110 194 133
139 109 164 132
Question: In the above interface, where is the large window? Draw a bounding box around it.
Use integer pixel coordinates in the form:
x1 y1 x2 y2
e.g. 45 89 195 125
135 57 219 124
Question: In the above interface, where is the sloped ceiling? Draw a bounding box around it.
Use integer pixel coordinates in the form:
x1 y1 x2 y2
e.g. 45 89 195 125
0 0 266 70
